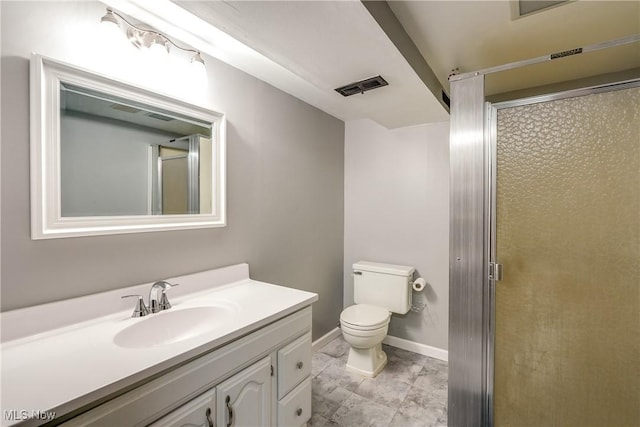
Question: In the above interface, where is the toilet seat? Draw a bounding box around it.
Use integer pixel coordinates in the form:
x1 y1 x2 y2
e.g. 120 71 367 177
340 304 390 331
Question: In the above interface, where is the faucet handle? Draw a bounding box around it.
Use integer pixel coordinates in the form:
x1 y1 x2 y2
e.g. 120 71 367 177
159 283 178 310
121 294 150 318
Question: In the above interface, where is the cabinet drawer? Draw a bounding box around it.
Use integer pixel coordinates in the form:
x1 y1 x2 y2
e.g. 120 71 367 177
277 377 311 427
148 388 215 427
277 332 312 399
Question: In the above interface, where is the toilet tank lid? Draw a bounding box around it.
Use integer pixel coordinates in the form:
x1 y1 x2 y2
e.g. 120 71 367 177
353 261 415 277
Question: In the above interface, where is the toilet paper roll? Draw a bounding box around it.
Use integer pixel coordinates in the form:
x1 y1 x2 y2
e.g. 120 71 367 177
412 278 426 292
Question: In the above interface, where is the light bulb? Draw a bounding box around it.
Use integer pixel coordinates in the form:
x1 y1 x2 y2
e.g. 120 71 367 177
127 28 144 50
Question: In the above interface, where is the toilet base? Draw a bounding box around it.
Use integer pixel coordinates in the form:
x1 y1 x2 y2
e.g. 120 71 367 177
345 343 387 378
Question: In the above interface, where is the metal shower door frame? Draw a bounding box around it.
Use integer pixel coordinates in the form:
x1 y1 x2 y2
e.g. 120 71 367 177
448 34 639 427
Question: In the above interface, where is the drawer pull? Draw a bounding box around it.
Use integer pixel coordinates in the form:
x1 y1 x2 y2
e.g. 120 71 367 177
206 407 214 427
296 361 304 370
225 395 234 427
296 408 303 417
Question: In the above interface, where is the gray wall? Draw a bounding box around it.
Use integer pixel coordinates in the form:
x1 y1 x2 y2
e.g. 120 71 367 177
344 119 449 351
0 1 344 340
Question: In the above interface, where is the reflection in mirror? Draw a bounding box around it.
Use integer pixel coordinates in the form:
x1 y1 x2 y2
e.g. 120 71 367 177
60 84 212 216
30 54 226 239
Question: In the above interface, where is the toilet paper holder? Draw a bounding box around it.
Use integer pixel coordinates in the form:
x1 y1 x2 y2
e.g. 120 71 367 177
410 278 426 312
412 278 426 292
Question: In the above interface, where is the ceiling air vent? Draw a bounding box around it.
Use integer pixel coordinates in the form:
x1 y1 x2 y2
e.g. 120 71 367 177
110 104 142 113
145 112 174 121
518 0 568 17
335 75 388 97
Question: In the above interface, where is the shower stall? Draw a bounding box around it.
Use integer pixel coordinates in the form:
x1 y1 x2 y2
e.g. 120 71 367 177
152 134 213 215
448 36 639 426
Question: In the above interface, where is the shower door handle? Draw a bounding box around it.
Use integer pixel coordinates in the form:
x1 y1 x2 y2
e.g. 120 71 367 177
489 262 503 281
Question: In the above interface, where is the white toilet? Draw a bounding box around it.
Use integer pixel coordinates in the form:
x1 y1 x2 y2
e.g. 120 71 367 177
340 261 415 377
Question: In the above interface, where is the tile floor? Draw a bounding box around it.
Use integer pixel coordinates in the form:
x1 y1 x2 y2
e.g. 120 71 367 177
309 336 448 427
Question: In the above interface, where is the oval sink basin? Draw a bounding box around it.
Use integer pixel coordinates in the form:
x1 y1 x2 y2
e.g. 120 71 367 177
114 306 234 349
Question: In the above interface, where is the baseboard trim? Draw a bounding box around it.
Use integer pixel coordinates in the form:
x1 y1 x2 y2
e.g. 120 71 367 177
383 335 448 362
312 328 448 361
312 327 342 351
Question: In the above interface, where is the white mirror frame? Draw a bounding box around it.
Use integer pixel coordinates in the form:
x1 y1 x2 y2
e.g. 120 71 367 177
30 54 226 239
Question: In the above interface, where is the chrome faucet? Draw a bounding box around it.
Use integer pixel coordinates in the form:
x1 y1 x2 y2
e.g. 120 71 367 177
122 281 179 318
149 281 178 314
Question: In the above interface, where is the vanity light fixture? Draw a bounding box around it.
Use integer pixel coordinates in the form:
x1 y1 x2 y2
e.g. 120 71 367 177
100 7 205 72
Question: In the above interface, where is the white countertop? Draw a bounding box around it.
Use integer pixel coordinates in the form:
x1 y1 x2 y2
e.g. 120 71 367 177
0 264 317 426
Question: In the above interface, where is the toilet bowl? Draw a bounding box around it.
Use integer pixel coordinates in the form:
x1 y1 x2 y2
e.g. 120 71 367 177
341 261 415 378
340 304 390 377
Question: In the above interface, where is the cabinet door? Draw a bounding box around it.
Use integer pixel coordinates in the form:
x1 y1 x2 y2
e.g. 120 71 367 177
148 388 215 427
216 357 272 427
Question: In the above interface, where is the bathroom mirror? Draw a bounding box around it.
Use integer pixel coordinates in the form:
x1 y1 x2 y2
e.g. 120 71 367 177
30 54 226 239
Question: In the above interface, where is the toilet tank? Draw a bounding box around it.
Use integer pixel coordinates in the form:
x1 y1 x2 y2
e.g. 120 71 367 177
353 261 415 314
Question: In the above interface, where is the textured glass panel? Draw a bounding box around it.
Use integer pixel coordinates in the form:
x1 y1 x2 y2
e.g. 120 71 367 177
495 87 640 427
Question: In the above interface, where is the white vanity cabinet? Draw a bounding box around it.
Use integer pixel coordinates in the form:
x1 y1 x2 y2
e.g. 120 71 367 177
59 307 312 427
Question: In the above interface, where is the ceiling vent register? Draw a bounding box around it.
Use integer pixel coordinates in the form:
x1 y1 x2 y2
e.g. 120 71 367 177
335 75 388 97
518 0 568 16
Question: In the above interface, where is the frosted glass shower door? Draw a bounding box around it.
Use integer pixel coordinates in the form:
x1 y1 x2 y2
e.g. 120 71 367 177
161 156 189 214
493 86 640 426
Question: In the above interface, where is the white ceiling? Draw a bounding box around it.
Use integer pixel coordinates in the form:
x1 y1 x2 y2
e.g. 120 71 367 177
173 0 452 128
107 0 640 128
